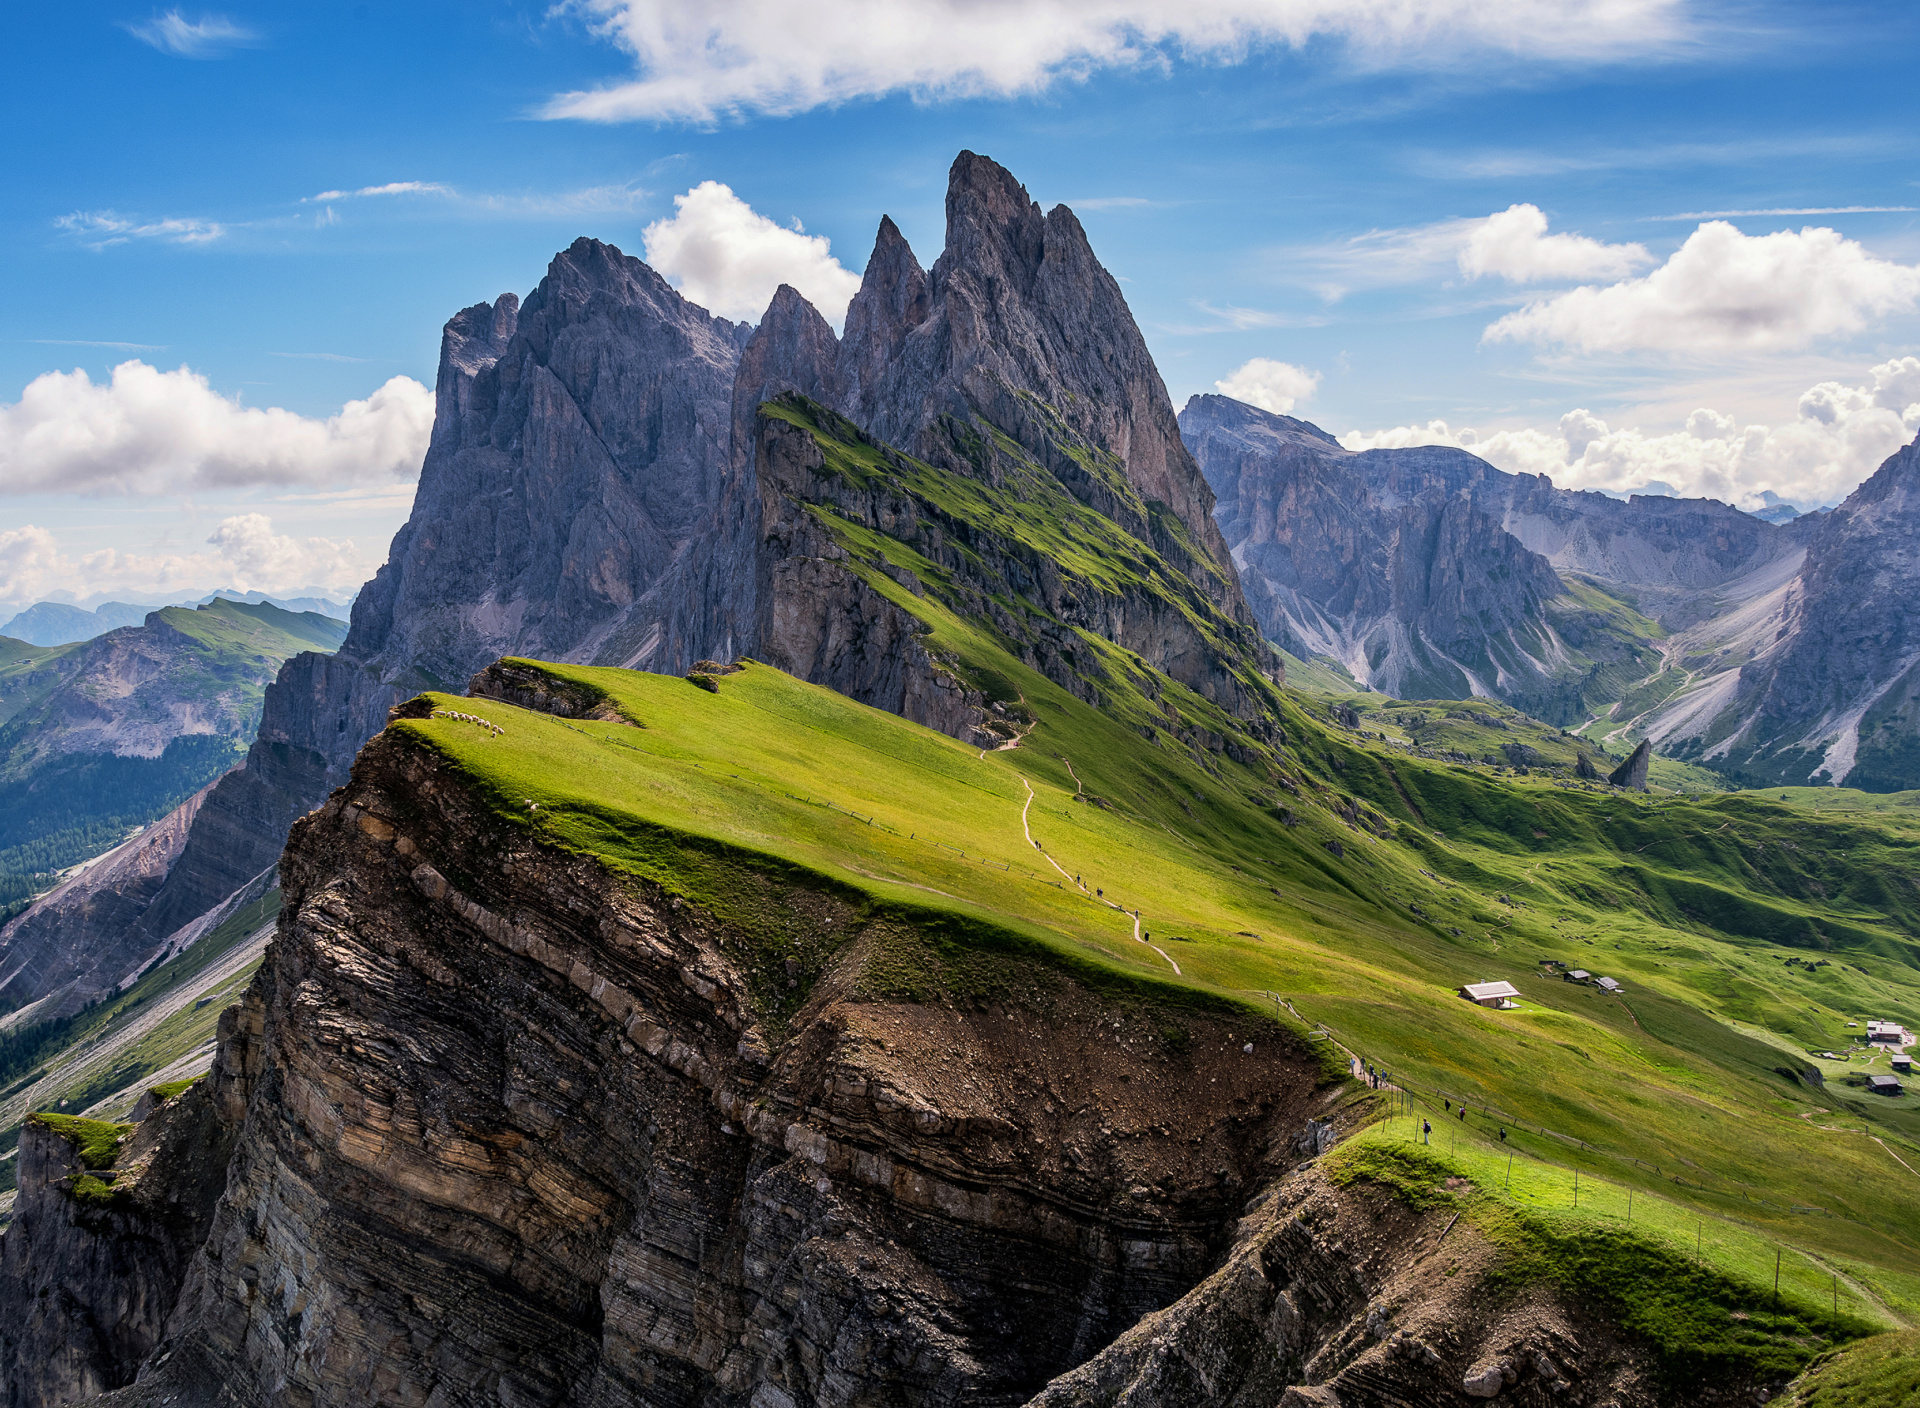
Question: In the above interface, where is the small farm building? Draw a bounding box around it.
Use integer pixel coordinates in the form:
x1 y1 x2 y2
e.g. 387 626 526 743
1868 1020 1907 1045
1868 1074 1903 1096
1460 980 1521 1009
1595 976 1622 994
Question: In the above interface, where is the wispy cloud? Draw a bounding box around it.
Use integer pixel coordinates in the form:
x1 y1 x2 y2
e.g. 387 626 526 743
124 10 260 59
27 339 168 351
54 211 225 249
1645 206 1917 221
305 181 454 202
1066 196 1168 211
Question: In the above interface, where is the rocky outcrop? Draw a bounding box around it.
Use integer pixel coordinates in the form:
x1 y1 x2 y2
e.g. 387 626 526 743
0 1079 238 1408
95 716 1329 1407
1702 433 1920 789
1028 1162 1676 1408
1608 739 1652 791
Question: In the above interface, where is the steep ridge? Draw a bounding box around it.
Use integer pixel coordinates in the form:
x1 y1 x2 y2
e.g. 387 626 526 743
57 150 1277 1022
1179 394 1827 736
0 602 345 1014
1701 434 1920 789
75 674 1328 1406
12 654 1896 1408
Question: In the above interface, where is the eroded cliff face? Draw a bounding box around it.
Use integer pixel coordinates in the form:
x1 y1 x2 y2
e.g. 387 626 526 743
1708 433 1920 789
97 151 1280 1015
0 1078 240 1408
1028 1164 1692 1408
106 718 1329 1407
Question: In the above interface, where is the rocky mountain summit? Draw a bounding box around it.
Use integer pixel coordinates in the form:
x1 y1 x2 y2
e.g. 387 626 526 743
14 151 1275 1020
1180 393 1920 789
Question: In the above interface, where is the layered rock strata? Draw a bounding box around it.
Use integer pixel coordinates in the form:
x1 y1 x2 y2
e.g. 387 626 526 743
93 710 1324 1407
70 151 1280 1010
0 1077 241 1408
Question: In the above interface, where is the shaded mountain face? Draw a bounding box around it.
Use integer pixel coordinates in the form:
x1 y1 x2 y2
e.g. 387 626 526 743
1180 394 1649 714
1697 435 1920 789
1180 394 1837 734
4 151 1275 1013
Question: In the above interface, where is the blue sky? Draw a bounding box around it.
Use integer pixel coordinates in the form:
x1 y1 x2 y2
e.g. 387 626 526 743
4 0 1920 610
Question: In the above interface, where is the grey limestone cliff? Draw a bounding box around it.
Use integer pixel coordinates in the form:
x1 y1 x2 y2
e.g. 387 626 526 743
69 152 1278 1017
1702 433 1920 788
1179 393 1817 732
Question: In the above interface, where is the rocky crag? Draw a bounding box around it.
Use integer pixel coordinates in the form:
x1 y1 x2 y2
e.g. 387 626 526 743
2 675 1713 1408
1693 435 1920 789
8 151 1275 1016
0 1075 241 1408
1179 394 1811 724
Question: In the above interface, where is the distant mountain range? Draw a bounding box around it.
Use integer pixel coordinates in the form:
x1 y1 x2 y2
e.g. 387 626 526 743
1179 393 1919 790
0 591 352 648
0 599 347 1011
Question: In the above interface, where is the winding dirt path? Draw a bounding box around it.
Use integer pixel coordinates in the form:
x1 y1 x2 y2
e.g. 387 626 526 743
1021 778 1180 975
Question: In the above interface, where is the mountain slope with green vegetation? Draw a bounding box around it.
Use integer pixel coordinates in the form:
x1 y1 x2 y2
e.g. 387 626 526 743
0 599 346 922
396 627 1920 1371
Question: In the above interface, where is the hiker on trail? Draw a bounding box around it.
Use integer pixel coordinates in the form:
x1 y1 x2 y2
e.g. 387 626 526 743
1500 1127 1508 1142
1459 1108 1467 1121
1097 888 1103 897
1444 1098 1451 1111
1422 1120 1431 1145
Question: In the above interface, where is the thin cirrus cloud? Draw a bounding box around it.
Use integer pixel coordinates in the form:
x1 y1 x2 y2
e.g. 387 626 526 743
1290 204 1647 301
305 181 454 202
54 211 225 249
1645 206 1917 220
0 361 434 497
642 181 862 327
1485 222 1920 354
125 10 260 59
543 0 1691 123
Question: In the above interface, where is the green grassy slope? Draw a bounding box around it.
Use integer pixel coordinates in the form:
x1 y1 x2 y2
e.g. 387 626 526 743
401 644 1920 1338
1785 1327 1920 1406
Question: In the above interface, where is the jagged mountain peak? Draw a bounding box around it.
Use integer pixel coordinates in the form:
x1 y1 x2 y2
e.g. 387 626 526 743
1180 393 1345 452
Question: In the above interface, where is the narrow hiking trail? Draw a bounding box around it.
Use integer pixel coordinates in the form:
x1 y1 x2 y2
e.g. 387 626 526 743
1020 777 1181 976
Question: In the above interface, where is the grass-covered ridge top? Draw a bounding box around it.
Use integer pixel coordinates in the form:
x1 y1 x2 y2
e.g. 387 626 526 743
394 650 1920 1316
26 1112 131 1169
396 663 1304 1032
1327 1133 1879 1383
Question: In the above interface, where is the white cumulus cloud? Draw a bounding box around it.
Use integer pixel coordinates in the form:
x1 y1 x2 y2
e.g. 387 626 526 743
546 0 1689 123
0 515 372 611
1485 222 1920 354
0 362 434 496
1215 357 1321 414
642 181 862 327
1338 357 1920 509
1458 204 1650 283
125 10 260 58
